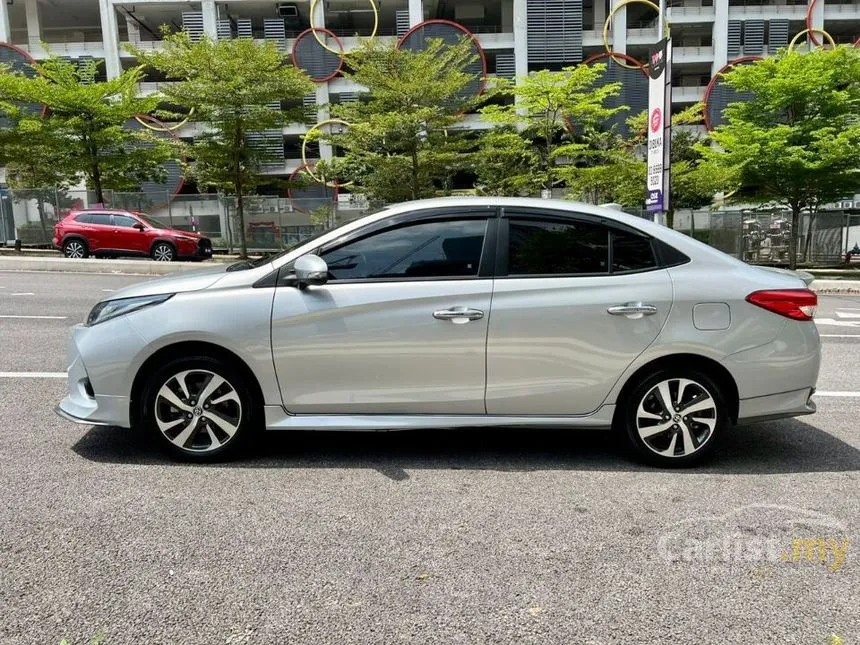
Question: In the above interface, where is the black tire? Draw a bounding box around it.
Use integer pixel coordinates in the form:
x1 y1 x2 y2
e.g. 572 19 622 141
622 368 728 468
62 238 89 259
151 241 176 262
140 355 257 462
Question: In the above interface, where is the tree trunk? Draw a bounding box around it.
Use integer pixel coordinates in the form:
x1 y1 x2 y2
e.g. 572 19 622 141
234 126 248 259
788 205 800 271
666 208 675 230
36 197 49 246
410 145 420 200
802 210 815 264
92 164 104 206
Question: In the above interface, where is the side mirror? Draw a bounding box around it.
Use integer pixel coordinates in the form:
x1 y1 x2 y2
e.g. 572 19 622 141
133 222 145 231
294 254 328 289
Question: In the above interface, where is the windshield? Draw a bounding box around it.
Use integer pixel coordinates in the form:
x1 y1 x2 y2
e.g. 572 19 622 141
135 212 170 229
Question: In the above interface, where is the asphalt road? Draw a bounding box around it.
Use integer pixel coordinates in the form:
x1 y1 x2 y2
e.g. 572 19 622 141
1 270 858 645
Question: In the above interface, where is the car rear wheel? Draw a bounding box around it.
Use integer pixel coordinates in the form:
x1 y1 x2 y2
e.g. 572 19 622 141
62 238 88 259
623 369 727 467
141 356 255 461
151 242 176 262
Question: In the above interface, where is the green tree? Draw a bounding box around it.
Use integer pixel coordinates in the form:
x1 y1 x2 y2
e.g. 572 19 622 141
0 56 174 204
472 128 540 196
132 33 314 258
324 38 481 204
479 65 622 194
701 46 860 269
0 111 73 243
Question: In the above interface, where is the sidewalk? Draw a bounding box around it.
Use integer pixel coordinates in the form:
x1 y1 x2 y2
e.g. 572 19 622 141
1 254 858 292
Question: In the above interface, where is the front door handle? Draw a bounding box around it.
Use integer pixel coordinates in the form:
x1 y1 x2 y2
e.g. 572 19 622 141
433 307 485 324
607 302 658 319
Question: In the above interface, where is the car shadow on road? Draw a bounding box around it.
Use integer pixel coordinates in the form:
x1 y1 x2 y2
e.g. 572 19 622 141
71 417 860 479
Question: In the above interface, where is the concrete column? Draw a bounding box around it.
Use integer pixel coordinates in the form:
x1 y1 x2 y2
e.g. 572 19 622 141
512 0 528 116
202 0 218 39
408 0 423 26
611 0 626 55
25 0 41 47
712 0 728 75
594 0 606 33
0 0 11 43
809 0 824 35
310 1 332 161
124 12 141 44
100 0 122 80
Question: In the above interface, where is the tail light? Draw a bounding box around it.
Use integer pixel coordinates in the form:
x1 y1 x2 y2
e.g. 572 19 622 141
746 289 817 321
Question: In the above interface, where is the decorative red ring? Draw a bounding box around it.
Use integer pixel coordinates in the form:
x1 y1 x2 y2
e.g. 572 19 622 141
703 55 762 131
396 19 488 98
127 114 185 208
291 28 345 83
0 42 48 117
806 0 821 47
583 51 648 78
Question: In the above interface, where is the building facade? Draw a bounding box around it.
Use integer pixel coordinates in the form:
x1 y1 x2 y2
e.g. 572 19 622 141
0 0 857 247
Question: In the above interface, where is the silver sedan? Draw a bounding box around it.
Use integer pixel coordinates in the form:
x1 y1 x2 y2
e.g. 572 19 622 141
55 197 820 466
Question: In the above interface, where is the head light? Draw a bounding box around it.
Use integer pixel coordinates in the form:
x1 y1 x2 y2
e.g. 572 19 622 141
86 294 174 326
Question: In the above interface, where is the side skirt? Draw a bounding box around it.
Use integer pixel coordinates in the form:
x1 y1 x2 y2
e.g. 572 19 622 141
263 405 616 431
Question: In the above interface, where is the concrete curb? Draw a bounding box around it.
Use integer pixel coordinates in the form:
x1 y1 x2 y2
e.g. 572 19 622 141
811 280 860 294
0 256 216 275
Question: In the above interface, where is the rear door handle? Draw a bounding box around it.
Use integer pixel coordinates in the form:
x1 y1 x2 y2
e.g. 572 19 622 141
433 307 485 324
607 302 658 319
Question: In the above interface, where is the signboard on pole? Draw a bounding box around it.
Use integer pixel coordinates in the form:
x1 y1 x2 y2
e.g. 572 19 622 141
646 38 671 214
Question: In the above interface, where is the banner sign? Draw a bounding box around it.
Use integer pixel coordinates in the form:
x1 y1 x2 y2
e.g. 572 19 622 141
646 38 671 214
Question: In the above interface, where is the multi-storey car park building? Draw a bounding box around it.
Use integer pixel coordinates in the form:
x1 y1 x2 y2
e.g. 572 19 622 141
0 0 858 249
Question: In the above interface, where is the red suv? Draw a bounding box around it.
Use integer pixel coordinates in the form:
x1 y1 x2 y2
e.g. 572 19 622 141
53 209 213 262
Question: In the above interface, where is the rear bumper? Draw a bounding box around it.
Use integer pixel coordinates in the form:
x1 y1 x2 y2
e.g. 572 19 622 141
737 387 816 423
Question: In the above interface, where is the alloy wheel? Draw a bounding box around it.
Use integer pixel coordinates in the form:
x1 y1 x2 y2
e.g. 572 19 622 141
635 378 717 458
153 244 174 261
65 241 85 258
154 369 242 453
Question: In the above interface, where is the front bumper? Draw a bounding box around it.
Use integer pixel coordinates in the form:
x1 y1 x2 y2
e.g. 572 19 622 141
54 321 143 428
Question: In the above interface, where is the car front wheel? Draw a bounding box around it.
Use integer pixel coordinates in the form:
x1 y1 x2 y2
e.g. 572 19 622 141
623 369 728 467
151 242 176 262
141 356 255 461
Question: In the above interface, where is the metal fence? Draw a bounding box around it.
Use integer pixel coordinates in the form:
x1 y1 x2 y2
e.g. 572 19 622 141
0 187 374 252
672 209 860 266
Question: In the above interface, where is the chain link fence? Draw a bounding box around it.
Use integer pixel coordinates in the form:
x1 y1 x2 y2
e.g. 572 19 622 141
3 188 857 264
0 187 374 252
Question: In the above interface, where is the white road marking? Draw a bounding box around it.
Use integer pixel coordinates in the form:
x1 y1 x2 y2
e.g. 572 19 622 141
835 310 860 319
815 318 860 328
815 391 860 398
819 334 860 338
10 292 34 296
0 314 67 320
101 289 115 292
0 372 66 378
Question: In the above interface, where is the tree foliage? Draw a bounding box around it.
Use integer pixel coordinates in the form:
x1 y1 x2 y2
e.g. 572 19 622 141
700 46 860 267
325 38 481 204
132 32 314 257
0 56 174 204
479 65 623 193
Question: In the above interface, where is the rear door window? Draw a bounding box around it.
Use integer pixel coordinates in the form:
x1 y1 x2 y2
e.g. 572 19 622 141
88 213 112 226
507 218 609 275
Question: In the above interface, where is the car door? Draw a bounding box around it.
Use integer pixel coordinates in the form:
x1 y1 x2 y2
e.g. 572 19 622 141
85 212 113 251
485 209 673 416
112 214 149 255
270 208 496 414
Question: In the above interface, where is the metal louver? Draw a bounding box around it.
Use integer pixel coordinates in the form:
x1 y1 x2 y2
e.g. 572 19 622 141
743 20 765 55
395 10 410 36
727 20 742 58
217 20 232 39
768 19 789 53
264 17 287 49
236 18 253 38
181 12 204 42
527 0 583 65
495 51 516 78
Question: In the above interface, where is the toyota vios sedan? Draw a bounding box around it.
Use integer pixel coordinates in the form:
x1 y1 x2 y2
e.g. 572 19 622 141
55 198 820 466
